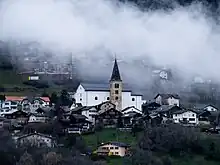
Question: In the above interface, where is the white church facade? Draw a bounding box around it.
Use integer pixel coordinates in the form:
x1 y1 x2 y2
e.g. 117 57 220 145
74 59 146 111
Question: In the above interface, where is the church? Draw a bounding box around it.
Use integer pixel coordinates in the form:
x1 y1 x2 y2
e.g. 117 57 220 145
73 59 146 111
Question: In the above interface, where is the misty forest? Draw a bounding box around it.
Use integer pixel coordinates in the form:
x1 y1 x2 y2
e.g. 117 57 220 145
1 0 220 165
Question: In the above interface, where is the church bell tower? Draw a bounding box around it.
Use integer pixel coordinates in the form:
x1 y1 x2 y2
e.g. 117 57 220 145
109 58 122 110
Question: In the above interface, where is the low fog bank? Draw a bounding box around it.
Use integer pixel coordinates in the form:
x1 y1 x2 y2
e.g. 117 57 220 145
1 0 220 97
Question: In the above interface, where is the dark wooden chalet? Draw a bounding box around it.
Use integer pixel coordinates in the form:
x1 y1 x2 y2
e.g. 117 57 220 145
152 105 182 117
122 112 142 127
142 102 161 114
97 108 122 126
60 113 92 133
4 110 29 124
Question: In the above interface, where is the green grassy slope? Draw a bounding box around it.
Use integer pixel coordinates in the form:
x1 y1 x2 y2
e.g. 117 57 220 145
83 128 137 150
0 70 24 86
0 69 63 96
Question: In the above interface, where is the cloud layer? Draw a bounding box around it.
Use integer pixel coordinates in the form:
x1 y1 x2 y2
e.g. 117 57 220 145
0 0 220 85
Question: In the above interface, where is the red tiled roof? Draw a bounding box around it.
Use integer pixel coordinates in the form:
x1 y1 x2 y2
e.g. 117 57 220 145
40 97 50 102
5 96 50 102
5 96 25 101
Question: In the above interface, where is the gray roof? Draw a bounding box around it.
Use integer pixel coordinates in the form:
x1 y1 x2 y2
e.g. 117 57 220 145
154 94 180 99
172 109 197 114
153 105 180 113
80 83 131 92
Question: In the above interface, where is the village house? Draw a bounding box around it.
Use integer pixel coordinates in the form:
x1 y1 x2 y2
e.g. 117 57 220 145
28 113 49 123
21 97 50 112
121 106 143 127
194 104 219 112
203 105 218 112
142 102 161 114
71 105 98 125
198 110 220 126
0 108 16 116
152 68 172 80
60 112 92 134
95 101 123 127
152 105 182 116
15 132 56 147
73 59 146 111
0 96 25 110
148 113 169 126
172 109 198 125
154 94 180 106
96 141 130 157
4 110 29 125
198 111 212 125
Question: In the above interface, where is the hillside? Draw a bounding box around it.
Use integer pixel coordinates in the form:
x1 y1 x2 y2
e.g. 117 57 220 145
0 69 65 96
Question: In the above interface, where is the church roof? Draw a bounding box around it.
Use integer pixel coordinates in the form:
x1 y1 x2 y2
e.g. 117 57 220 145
80 83 131 92
110 59 122 81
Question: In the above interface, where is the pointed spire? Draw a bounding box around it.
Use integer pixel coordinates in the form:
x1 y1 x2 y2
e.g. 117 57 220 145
110 58 122 81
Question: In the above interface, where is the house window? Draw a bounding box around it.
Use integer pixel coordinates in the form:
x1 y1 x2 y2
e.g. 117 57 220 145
192 114 194 117
115 152 119 155
115 147 119 149
115 96 118 100
107 97 110 100
115 84 119 88
115 90 119 94
110 147 114 149
189 118 195 121
95 97 98 100
132 98 135 101
80 98 82 101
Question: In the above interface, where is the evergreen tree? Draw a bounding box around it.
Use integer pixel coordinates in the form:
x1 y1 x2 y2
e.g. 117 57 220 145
50 92 58 106
60 90 72 106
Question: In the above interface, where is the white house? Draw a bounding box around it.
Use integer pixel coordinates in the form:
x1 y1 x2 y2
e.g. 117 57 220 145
0 109 18 117
1 96 25 109
81 106 97 124
73 59 146 111
172 110 198 125
155 94 180 107
1 101 19 110
204 105 218 112
21 97 50 112
16 132 55 147
152 69 171 80
28 113 48 123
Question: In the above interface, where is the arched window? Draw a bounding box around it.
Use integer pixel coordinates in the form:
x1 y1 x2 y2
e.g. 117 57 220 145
132 98 135 101
95 96 98 100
